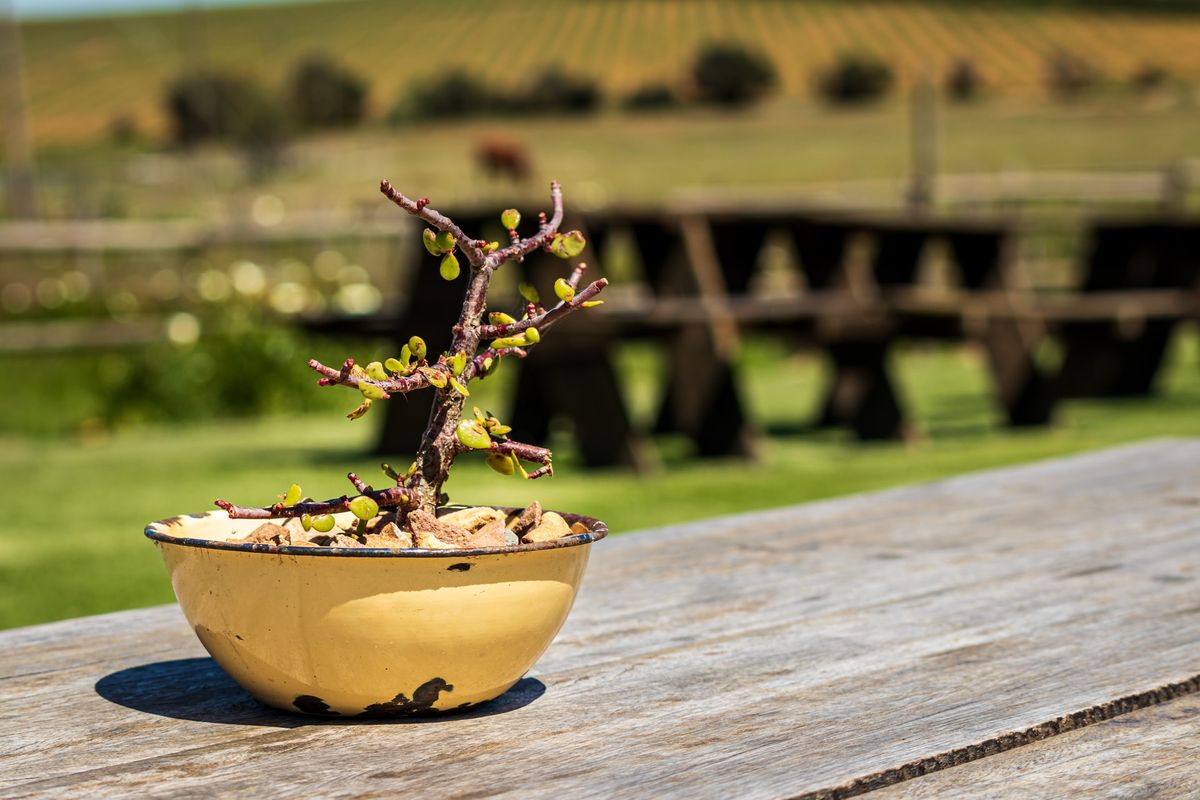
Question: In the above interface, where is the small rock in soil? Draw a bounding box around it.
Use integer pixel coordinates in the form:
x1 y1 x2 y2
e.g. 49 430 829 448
508 501 543 536
522 511 571 543
440 506 506 532
374 521 413 547
365 512 402 534
243 523 289 544
570 521 590 535
503 529 520 546
408 510 476 548
331 534 364 548
414 529 458 549
471 519 510 548
362 533 411 549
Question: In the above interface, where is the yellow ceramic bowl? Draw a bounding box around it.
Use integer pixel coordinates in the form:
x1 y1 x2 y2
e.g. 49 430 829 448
145 508 606 717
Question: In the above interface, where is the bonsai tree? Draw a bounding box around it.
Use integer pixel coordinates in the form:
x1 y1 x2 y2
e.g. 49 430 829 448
215 179 607 542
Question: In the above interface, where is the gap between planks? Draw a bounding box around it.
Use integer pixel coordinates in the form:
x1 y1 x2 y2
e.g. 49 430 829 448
793 673 1200 800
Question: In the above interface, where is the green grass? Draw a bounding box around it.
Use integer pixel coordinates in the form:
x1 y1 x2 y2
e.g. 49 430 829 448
31 98 1200 221
3 330 1198 630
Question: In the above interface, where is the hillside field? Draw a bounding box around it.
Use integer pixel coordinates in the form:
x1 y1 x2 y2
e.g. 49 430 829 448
17 0 1200 145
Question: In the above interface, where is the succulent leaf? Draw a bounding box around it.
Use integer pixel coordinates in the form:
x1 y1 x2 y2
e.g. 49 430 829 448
348 495 379 521
456 419 491 449
486 451 515 475
554 278 576 303
359 382 388 400
519 283 540 303
408 336 427 360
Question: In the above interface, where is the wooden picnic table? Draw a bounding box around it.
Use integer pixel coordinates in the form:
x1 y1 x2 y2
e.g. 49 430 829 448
5 440 1196 798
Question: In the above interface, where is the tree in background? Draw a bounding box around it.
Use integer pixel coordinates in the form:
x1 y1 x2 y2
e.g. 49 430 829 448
691 42 777 107
288 55 368 130
816 52 894 105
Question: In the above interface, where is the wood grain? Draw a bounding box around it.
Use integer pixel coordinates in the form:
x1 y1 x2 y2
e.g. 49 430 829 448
873 693 1200 799
1 440 1198 799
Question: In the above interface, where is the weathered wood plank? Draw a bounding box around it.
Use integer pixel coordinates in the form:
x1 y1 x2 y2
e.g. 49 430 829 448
1 441 1198 799
873 693 1200 799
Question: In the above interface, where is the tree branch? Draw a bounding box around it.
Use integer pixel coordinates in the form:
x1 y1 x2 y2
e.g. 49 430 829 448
380 180 486 267
308 357 443 395
479 277 608 339
485 180 564 268
215 485 415 520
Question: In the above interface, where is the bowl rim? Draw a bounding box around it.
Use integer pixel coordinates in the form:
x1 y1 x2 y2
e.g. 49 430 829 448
145 506 607 558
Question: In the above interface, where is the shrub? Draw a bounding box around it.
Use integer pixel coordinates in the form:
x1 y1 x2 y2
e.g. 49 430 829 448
165 71 268 146
520 65 602 114
1045 51 1101 99
288 54 368 129
816 52 893 105
397 70 497 121
946 59 984 102
1131 63 1170 93
622 83 679 112
691 42 777 107
99 311 337 427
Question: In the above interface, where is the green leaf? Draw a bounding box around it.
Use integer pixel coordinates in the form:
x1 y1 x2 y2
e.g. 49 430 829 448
449 352 467 375
435 231 455 253
582 300 605 308
484 241 499 253
420 366 447 388
348 495 380 521
347 399 372 419
519 283 540 304
489 311 516 325
524 326 541 344
408 336 427 360
384 357 404 374
365 361 388 381
440 253 460 281
301 514 313 532
449 376 470 396
359 382 388 400
501 208 521 230
381 463 400 481
456 418 491 450
422 228 441 255
486 451 515 475
490 335 525 349
560 230 586 258
283 483 302 506
311 514 336 533
554 278 576 303
490 424 512 435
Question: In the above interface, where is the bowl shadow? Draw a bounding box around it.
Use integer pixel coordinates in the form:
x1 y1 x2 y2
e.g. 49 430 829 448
94 657 546 727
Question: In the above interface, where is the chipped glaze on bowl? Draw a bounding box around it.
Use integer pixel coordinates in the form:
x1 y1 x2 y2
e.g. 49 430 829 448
145 508 606 717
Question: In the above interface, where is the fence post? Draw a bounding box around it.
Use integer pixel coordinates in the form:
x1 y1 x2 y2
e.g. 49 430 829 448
0 1 36 218
907 77 939 212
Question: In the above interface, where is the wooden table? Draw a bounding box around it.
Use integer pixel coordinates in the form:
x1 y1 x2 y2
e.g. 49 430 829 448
3 441 1198 798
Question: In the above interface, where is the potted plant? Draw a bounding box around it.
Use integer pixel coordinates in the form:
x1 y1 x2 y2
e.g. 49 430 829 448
146 179 609 717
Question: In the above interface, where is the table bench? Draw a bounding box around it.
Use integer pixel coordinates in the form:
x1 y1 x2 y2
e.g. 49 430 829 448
3 440 1198 798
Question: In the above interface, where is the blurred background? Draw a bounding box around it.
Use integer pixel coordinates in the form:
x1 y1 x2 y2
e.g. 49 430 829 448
2 0 1199 629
